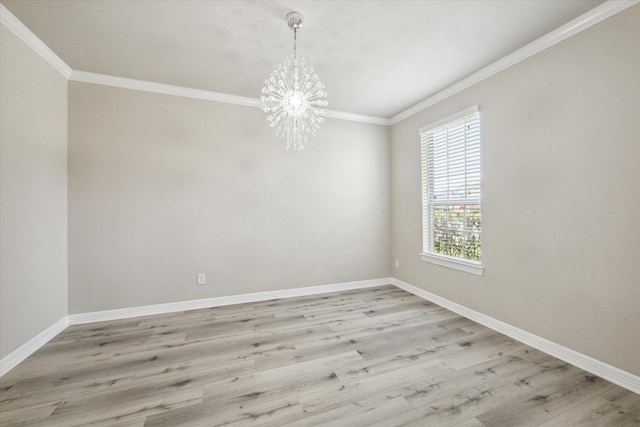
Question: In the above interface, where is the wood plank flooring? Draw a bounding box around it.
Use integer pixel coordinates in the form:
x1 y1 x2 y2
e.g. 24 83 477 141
1 285 638 426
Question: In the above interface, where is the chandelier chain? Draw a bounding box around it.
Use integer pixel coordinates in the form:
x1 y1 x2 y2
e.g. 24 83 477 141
293 27 297 59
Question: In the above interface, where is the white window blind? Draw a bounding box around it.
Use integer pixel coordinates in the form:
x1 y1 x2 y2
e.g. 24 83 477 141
420 107 481 265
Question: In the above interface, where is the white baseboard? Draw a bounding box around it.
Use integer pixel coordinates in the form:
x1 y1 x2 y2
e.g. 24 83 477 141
4 276 638 395
67 278 393 325
0 316 69 377
1 278 392 377
391 278 640 395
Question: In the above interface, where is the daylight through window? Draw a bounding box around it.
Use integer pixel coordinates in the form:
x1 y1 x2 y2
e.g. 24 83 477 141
420 107 482 271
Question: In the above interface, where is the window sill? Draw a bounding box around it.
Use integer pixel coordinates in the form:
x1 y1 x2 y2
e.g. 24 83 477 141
420 252 484 276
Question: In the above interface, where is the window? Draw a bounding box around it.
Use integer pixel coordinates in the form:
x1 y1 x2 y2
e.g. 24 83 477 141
420 106 483 275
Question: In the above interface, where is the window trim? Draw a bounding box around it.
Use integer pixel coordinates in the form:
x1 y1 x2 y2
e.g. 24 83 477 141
419 105 484 276
420 252 484 276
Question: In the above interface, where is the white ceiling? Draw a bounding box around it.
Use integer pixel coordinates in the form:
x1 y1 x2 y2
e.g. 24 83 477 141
2 0 604 118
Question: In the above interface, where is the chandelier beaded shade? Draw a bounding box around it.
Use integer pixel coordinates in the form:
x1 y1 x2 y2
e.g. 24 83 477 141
261 12 328 151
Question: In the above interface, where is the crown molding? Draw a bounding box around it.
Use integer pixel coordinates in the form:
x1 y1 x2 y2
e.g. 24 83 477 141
2 0 636 127
390 0 640 125
70 70 262 108
324 110 390 126
0 2 386 126
0 3 72 78
70 71 390 126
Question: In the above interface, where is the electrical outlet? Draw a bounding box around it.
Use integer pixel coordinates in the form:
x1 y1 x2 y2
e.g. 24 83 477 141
394 259 400 268
197 273 206 286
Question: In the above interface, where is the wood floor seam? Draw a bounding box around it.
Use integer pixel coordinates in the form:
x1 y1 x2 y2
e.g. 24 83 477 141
0 285 637 426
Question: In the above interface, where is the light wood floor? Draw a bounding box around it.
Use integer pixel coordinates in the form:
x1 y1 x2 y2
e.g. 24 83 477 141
1 285 638 426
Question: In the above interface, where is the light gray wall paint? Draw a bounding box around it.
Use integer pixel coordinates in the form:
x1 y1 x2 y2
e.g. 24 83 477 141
0 27 68 360
68 82 391 313
4 2 638 381
391 5 640 375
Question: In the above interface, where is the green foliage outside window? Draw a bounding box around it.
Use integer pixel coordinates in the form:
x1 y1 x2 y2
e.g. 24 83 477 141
433 205 481 261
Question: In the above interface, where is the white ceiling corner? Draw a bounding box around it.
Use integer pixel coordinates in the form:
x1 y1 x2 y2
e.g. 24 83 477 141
2 0 636 124
0 3 71 78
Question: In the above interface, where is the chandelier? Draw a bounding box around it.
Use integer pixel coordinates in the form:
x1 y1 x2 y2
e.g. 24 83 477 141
261 12 328 151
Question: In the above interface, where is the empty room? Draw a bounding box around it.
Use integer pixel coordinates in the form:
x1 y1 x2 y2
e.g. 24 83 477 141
1 0 639 425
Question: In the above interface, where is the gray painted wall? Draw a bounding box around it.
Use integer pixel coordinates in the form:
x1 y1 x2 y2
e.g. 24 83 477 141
2 4 638 380
0 27 68 359
390 5 640 375
68 82 391 313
